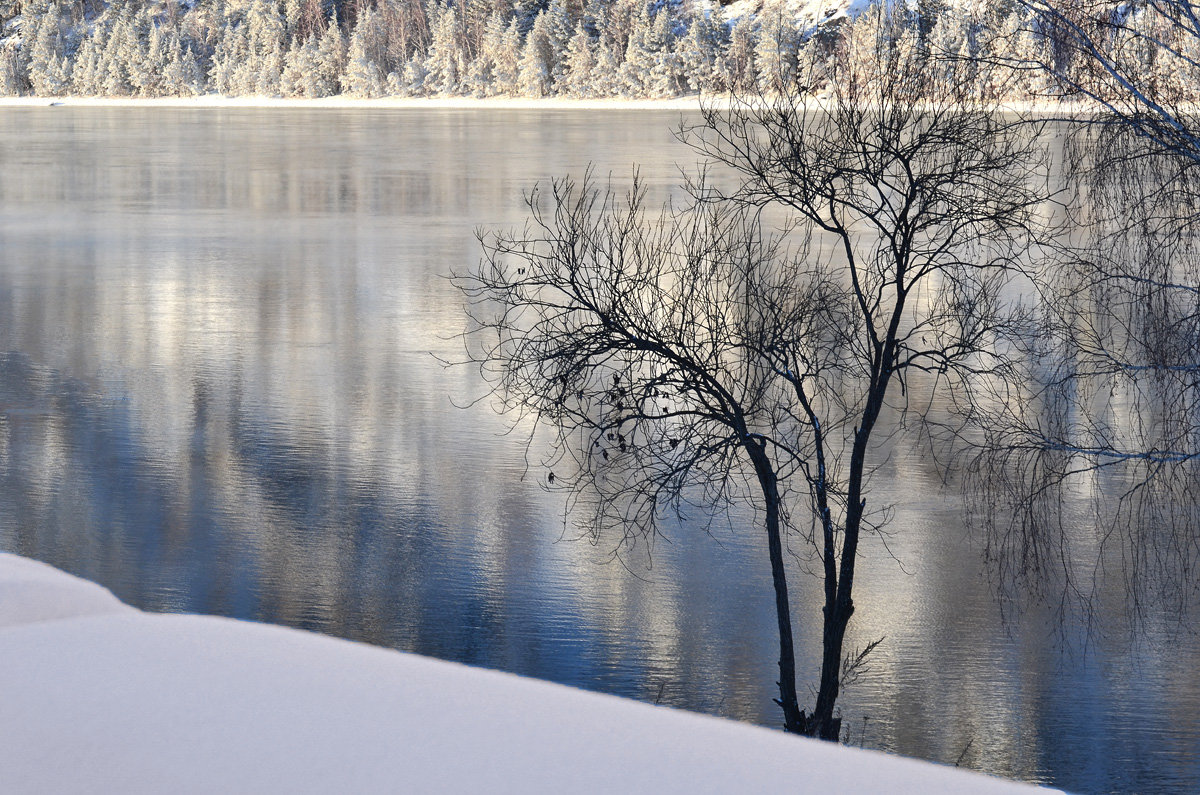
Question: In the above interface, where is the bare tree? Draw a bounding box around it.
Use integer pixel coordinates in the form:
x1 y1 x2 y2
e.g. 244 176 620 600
456 8 1053 739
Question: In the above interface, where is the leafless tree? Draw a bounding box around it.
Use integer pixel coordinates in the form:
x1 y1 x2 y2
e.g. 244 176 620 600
456 10 1053 739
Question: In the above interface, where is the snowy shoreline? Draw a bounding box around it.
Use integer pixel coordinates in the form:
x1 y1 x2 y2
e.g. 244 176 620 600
0 552 1061 794
0 94 707 110
0 94 1092 115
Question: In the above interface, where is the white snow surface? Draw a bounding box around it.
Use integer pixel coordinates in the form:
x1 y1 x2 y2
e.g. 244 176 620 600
0 553 1060 794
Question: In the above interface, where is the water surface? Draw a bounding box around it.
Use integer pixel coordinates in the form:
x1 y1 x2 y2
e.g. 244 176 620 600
0 107 1197 794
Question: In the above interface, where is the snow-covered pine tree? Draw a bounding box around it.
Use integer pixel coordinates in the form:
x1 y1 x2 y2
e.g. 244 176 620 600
398 43 430 95
465 9 498 96
927 3 968 85
99 5 141 97
511 0 547 35
754 9 797 93
618 2 652 96
160 36 206 96
1010 14 1054 97
678 10 724 94
544 0 572 90
517 9 555 96
174 0 219 88
491 15 523 95
589 25 623 95
424 2 462 94
974 10 1022 100
1122 5 1167 100
281 34 320 96
588 0 635 95
27 0 71 96
210 5 250 94
559 21 594 96
130 8 166 96
284 0 304 37
644 4 683 97
720 16 756 92
71 22 108 95
0 37 26 95
232 0 286 95
314 10 347 96
345 4 388 97
1166 9 1200 104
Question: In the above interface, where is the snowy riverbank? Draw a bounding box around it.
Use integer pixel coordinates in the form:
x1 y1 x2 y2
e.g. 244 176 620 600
0 94 1093 115
0 95 706 110
0 553 1059 793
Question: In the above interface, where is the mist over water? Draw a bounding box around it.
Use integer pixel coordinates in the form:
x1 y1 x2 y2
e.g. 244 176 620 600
0 107 1196 794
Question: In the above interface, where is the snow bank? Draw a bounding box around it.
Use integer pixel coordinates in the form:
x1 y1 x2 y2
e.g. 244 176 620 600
0 94 1094 117
0 553 1058 794
0 95 707 110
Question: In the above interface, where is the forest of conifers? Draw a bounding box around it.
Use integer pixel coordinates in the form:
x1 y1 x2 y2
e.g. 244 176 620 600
0 0 1157 100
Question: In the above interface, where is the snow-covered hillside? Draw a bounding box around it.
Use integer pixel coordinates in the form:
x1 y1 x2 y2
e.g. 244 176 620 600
0 553 1060 793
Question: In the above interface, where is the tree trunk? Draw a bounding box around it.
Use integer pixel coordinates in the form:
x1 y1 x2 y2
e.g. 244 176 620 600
805 374 887 740
808 492 861 741
807 595 852 740
747 439 805 734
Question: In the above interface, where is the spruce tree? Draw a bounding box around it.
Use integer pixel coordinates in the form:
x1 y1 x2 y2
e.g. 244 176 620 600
161 37 206 96
314 11 347 96
130 10 166 97
491 16 523 95
282 34 321 96
560 22 595 97
0 39 24 95
210 7 249 94
678 11 724 94
517 9 555 96
99 6 140 97
722 16 756 92
27 1 71 96
645 5 682 97
754 11 797 93
618 2 652 96
345 5 388 97
425 3 462 94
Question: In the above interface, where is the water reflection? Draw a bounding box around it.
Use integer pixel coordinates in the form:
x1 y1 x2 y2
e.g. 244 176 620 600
0 108 1196 794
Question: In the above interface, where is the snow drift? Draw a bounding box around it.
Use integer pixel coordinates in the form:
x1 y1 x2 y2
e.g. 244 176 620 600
0 553 1059 793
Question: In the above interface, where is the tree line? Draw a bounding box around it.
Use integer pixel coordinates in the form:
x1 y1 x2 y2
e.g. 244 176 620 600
0 0 1133 100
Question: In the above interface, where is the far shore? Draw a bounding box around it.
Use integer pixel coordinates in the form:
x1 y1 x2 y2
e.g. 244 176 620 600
0 93 1094 115
0 94 706 110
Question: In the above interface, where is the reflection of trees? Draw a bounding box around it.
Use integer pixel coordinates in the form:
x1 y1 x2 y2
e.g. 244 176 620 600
0 107 758 717
0 347 776 715
3 107 1197 788
967 123 1200 627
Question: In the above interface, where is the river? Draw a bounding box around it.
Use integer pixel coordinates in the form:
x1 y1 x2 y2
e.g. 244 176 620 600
0 106 1196 793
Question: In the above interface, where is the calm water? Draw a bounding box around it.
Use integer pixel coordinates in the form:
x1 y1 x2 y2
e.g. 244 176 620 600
0 107 1197 793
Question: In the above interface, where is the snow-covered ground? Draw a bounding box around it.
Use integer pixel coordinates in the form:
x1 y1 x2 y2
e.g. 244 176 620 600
0 553 1060 794
0 94 1089 116
0 95 707 110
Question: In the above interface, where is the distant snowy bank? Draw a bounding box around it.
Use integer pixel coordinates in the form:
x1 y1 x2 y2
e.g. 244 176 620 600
0 94 705 109
0 553 1060 794
0 94 1091 115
